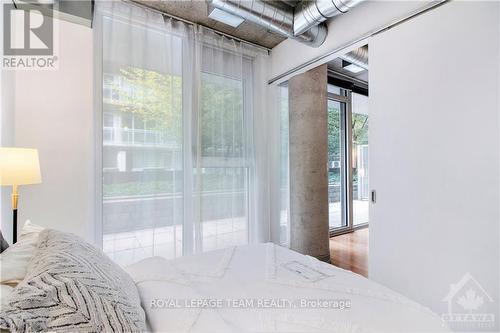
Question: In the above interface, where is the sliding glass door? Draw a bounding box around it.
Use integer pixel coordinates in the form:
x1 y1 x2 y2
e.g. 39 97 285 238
352 92 369 226
327 98 347 229
328 86 369 234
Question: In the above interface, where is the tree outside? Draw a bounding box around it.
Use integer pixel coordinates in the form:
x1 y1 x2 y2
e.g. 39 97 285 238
105 67 246 197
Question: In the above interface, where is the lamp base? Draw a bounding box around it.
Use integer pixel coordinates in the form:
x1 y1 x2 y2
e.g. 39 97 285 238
13 208 17 244
12 185 19 244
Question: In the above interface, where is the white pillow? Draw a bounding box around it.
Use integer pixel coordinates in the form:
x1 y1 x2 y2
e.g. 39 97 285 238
0 220 45 286
20 220 45 236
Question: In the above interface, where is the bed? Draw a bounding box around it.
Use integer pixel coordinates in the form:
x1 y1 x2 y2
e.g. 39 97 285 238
0 224 449 333
125 243 448 332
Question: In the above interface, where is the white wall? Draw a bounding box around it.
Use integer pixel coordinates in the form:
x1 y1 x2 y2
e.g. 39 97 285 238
270 0 432 82
0 70 16 243
369 1 499 330
0 71 16 243
1 2 16 243
9 18 94 242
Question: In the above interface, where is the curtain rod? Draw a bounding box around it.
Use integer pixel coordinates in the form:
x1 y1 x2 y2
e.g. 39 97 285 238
268 0 449 85
121 0 272 54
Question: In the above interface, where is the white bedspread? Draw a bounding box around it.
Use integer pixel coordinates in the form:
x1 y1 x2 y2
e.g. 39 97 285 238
126 243 449 333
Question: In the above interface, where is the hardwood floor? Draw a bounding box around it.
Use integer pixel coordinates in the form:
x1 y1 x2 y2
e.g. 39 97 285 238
329 228 369 277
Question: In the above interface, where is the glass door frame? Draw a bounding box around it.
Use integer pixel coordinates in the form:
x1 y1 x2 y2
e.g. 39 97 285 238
328 89 369 237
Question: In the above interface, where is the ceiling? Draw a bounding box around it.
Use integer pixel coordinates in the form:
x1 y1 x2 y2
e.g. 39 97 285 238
327 56 369 83
134 0 289 48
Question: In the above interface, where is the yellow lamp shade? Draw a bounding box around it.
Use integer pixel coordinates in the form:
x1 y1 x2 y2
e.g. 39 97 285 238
0 148 42 186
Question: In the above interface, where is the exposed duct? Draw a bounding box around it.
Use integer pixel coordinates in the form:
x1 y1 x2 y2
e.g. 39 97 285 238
294 0 364 36
207 0 327 47
340 45 368 70
207 0 365 48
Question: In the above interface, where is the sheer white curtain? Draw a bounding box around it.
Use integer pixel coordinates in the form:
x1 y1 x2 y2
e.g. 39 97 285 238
94 1 280 266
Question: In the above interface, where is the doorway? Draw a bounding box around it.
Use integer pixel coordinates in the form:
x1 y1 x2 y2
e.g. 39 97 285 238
327 86 369 236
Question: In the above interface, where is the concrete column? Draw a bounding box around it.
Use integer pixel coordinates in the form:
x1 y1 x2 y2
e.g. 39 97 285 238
289 64 330 262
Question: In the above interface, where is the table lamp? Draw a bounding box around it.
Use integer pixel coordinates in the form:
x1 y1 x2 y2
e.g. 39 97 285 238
0 148 42 244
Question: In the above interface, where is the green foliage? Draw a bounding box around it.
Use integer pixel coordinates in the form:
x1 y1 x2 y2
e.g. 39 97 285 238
103 172 246 198
200 73 244 158
329 170 340 184
328 107 369 158
117 67 182 138
352 113 368 145
104 180 174 198
328 107 341 159
114 68 244 157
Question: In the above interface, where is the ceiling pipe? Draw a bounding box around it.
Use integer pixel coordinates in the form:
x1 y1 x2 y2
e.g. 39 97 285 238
207 0 327 47
294 0 365 36
340 45 368 70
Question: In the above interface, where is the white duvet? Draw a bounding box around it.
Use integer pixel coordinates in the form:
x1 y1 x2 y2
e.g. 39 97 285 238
126 243 449 333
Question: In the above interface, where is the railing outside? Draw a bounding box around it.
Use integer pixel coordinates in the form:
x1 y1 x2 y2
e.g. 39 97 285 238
103 127 172 146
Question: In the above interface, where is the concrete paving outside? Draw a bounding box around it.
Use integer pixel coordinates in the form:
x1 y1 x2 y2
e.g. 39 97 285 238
104 200 369 266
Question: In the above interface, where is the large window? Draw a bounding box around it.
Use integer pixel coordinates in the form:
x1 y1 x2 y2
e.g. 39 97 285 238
101 68 251 264
279 84 290 245
101 62 184 265
96 4 269 266
198 72 249 251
